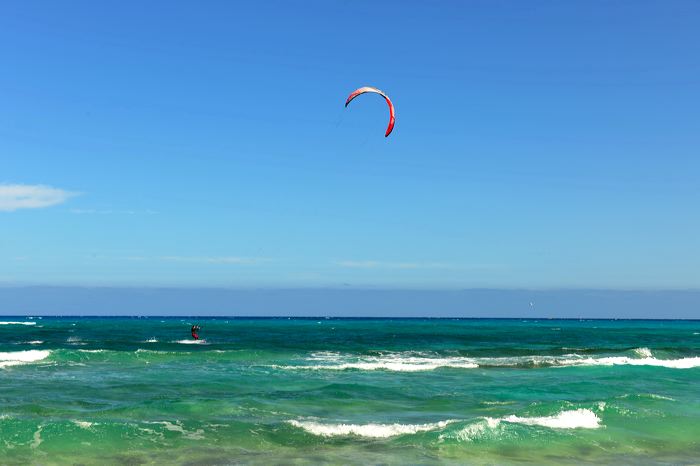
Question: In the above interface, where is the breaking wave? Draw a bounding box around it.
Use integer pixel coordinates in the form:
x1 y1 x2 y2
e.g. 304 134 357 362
287 419 457 438
440 409 601 442
271 350 700 372
498 408 601 429
0 350 51 368
0 321 36 326
289 408 601 439
273 352 478 372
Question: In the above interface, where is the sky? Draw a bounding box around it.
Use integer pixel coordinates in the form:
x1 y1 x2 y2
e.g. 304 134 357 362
1 0 699 292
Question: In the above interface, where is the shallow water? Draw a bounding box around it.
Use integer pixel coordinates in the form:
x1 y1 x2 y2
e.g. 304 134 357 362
1 317 698 465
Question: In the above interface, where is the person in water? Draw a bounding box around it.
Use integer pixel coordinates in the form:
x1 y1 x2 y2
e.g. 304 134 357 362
191 325 201 340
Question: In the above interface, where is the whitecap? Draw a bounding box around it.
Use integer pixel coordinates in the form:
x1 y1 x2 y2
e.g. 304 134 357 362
440 418 502 442
287 419 457 438
475 353 700 370
0 350 51 368
441 409 601 442
274 352 477 372
499 408 601 429
145 338 158 343
633 347 653 358
556 355 700 369
173 340 209 345
0 321 36 326
274 351 700 372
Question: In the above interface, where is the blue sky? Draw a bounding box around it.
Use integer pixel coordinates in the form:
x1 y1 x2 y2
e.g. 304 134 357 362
1 0 699 289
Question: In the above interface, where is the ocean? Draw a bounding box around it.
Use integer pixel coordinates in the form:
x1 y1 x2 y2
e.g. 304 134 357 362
0 317 698 465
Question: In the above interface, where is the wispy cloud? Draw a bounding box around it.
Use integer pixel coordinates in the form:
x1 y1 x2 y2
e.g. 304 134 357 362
335 260 456 270
0 184 78 212
160 256 269 265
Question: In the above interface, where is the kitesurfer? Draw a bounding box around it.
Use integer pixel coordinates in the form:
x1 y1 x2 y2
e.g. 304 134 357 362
191 325 201 340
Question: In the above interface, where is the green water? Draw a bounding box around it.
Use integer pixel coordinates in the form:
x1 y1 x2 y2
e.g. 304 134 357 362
1 317 699 465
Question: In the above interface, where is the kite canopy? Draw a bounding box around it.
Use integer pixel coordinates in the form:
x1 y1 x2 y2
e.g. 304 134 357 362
345 86 395 137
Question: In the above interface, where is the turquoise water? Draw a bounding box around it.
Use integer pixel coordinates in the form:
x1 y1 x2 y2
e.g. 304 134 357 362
1 317 699 465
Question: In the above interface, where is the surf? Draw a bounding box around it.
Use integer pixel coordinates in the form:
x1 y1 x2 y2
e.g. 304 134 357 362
0 350 51 368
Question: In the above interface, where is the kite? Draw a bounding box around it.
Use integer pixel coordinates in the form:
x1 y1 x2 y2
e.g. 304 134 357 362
345 86 395 137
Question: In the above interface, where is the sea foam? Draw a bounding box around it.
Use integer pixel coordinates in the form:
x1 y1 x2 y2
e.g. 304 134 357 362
290 408 601 439
274 350 700 372
633 347 653 358
0 321 36 326
0 350 51 368
441 409 601 443
287 419 457 438
555 355 700 369
275 352 477 372
498 408 601 429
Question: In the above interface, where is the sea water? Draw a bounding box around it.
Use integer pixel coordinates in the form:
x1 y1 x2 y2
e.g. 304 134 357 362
0 317 698 464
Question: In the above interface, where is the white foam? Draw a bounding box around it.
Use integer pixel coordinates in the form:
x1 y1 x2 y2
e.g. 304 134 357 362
0 321 35 326
633 347 653 358
556 355 700 369
275 352 477 372
27 341 44 345
622 393 676 402
440 418 501 442
145 338 158 343
0 350 51 368
475 353 700 369
72 420 94 429
274 351 700 372
288 419 457 438
498 409 601 429
173 339 208 345
646 394 676 401
146 421 204 440
441 409 600 443
30 425 43 449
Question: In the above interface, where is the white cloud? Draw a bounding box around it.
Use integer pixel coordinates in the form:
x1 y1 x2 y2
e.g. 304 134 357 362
335 260 455 270
0 184 78 212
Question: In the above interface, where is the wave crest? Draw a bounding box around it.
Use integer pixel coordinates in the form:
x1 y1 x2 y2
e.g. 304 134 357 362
498 408 601 429
0 350 51 368
274 352 477 372
288 419 457 438
271 351 700 372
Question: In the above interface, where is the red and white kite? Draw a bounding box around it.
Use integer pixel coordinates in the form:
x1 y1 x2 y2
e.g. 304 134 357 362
345 86 395 137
